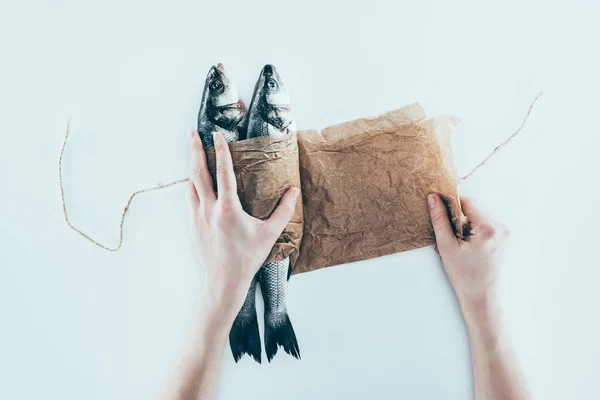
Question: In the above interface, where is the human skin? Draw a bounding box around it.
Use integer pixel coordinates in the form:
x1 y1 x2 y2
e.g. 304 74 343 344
164 130 298 400
164 129 530 400
427 194 531 400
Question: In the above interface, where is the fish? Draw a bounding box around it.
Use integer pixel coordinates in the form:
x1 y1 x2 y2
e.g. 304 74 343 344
229 276 262 363
245 64 296 139
197 63 245 148
246 64 300 362
197 64 262 363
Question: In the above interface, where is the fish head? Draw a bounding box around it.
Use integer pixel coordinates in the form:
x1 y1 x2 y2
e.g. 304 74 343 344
261 64 291 108
207 63 240 107
199 64 246 135
251 64 295 133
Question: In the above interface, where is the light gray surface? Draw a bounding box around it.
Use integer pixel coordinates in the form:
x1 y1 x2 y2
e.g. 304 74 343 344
1 0 599 399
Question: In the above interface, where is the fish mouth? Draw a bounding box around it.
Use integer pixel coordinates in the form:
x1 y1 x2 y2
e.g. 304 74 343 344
217 102 241 111
211 102 245 130
269 104 292 112
208 65 225 80
262 64 274 75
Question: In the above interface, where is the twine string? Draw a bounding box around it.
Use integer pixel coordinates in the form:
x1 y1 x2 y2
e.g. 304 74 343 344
58 119 189 251
459 92 543 180
59 93 541 251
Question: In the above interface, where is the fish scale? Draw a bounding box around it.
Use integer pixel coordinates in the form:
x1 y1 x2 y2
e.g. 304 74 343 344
246 64 300 362
261 259 287 314
196 64 262 363
197 63 300 363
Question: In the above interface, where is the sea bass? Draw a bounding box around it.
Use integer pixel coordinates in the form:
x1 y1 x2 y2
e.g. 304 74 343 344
245 64 296 138
197 63 245 147
246 64 300 361
197 64 262 363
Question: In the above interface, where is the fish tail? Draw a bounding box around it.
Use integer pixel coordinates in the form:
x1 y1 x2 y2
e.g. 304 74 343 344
229 308 261 363
264 312 300 362
229 278 261 363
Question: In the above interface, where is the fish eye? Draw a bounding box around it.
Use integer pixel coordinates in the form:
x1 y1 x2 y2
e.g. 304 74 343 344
266 78 278 91
209 80 223 92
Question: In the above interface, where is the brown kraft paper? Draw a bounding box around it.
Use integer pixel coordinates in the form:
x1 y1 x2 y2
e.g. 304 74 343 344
207 103 467 275
205 134 305 269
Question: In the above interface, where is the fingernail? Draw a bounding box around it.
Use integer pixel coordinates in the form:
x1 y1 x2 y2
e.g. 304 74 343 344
213 131 222 143
292 187 300 198
427 194 437 207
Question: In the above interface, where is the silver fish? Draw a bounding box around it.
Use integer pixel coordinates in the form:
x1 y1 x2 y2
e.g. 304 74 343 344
246 64 300 361
197 64 261 363
245 64 296 138
229 276 261 363
197 63 245 148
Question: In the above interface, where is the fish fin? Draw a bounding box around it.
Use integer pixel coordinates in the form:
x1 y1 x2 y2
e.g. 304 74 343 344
229 282 261 364
264 312 301 362
229 308 261 363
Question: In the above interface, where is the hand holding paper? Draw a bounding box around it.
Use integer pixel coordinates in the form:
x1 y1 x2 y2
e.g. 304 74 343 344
427 194 531 400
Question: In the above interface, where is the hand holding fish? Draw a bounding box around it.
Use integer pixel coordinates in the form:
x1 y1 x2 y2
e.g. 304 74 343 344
166 130 299 400
166 61 530 399
186 129 300 316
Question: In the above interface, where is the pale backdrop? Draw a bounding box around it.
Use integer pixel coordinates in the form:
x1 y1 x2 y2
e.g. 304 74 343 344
1 0 599 399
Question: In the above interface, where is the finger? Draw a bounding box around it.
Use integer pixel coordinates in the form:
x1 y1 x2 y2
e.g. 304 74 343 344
190 130 216 202
427 194 458 252
460 196 493 228
213 132 237 200
186 180 200 208
461 197 506 242
262 187 300 242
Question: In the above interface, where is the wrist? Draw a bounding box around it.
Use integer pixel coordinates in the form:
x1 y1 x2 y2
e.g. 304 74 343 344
459 291 501 329
204 271 251 310
459 293 507 351
195 291 239 337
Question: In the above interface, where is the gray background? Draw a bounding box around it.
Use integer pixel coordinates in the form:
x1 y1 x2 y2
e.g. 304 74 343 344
1 0 598 399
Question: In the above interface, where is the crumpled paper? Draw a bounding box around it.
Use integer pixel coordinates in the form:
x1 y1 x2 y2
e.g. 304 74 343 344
207 103 467 275
205 134 304 268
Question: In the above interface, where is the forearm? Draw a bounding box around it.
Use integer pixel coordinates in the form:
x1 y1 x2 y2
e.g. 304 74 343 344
166 294 237 400
462 299 530 400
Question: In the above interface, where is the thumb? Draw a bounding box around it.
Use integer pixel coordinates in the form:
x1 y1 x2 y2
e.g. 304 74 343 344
427 194 457 252
261 187 301 242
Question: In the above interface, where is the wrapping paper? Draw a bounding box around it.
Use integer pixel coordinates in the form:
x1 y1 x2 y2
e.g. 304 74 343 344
207 103 468 275
205 135 304 268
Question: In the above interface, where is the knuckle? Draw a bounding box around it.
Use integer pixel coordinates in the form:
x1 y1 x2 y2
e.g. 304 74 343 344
217 199 237 216
485 225 497 239
216 164 229 176
191 141 205 155
431 211 446 226
190 137 201 149
215 139 228 153
192 166 206 178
